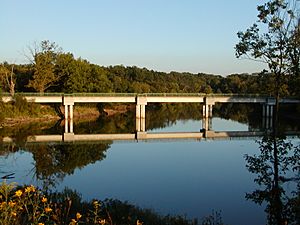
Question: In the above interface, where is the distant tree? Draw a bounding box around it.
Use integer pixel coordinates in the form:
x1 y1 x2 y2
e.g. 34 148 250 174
0 62 16 96
235 0 300 99
27 40 62 92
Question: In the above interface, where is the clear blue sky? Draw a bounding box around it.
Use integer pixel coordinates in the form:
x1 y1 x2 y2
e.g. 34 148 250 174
0 0 267 75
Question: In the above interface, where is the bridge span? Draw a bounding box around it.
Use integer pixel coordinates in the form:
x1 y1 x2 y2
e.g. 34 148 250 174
2 93 300 133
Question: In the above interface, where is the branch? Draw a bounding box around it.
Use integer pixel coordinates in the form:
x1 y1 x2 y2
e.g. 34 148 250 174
237 54 268 64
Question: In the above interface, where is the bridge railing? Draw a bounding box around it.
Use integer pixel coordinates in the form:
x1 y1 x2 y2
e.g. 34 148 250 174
66 93 137 97
5 92 64 97
1 92 298 99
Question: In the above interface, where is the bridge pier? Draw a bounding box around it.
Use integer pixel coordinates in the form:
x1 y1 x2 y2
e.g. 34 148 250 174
136 97 147 132
202 104 213 118
203 97 215 118
262 104 274 118
202 97 214 131
63 96 74 133
262 98 275 130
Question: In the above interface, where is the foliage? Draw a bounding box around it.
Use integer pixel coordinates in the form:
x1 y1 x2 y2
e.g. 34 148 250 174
0 182 56 225
2 41 300 96
0 182 200 225
0 96 54 124
0 63 15 96
27 40 62 93
235 0 300 97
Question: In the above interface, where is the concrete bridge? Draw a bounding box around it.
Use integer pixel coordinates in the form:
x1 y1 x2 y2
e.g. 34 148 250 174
2 93 300 133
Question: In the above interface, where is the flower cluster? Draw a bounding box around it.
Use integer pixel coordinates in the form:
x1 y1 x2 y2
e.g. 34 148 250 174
0 181 144 225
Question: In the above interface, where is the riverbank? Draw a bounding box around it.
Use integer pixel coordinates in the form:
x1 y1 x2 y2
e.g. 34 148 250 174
0 104 133 128
1 115 60 128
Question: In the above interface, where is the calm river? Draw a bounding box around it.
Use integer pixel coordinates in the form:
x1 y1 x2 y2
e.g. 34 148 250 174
1 103 299 225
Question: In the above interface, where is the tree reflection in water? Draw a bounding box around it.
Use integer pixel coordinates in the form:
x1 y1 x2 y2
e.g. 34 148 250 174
28 142 110 190
245 110 300 224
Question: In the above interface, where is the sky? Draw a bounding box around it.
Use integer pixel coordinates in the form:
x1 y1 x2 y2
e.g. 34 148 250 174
0 0 268 76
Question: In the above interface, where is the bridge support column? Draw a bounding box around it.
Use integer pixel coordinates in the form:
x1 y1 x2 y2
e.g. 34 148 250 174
202 97 215 131
202 104 214 118
70 105 73 120
63 96 74 134
262 98 275 130
136 96 147 132
203 97 215 118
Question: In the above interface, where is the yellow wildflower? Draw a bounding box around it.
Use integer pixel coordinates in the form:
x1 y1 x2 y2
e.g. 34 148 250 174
25 186 30 193
38 223 45 225
1 202 7 207
70 219 77 225
25 185 35 193
45 207 52 213
15 190 23 197
41 197 47 203
136 220 143 225
11 212 17 217
8 201 16 207
76 212 82 220
99 219 106 225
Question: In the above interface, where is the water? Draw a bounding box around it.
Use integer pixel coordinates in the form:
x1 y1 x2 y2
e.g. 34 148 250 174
1 104 299 225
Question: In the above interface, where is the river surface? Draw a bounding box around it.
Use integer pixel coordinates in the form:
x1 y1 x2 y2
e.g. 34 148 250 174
1 104 299 225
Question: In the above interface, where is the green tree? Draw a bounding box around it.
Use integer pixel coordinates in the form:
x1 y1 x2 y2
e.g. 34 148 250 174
27 40 62 92
235 0 300 98
54 52 76 92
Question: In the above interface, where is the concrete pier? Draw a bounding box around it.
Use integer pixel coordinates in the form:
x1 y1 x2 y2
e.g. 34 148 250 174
135 96 147 132
203 97 215 118
261 98 276 130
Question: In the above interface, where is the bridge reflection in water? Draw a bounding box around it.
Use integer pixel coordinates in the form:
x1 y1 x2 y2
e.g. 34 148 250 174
2 130 300 144
2 115 300 144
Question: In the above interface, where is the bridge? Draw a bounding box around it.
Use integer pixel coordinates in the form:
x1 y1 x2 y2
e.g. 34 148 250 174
2 93 300 133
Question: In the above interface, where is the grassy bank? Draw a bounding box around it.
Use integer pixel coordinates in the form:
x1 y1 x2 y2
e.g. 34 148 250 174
0 97 134 128
0 96 59 127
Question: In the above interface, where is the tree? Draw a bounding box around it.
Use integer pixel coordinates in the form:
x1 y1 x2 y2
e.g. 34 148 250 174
235 0 300 98
288 19 300 96
27 40 62 93
0 63 16 96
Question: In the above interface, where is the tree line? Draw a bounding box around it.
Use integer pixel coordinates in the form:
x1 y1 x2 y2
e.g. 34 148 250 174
0 47 298 97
